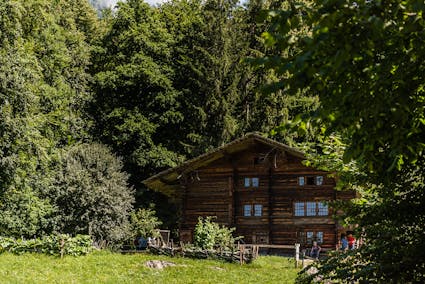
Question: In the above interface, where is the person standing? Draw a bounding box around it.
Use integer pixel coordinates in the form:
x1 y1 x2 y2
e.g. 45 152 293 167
310 241 322 259
340 233 349 251
347 233 356 250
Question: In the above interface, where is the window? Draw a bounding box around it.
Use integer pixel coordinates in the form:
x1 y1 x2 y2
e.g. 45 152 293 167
306 231 314 244
254 204 262 216
294 201 329 217
294 202 305 216
316 232 324 243
316 176 324 185
299 231 324 245
243 204 252 216
244 177 259 188
298 177 305 186
244 204 263 217
317 202 329 216
306 202 317 216
298 175 324 186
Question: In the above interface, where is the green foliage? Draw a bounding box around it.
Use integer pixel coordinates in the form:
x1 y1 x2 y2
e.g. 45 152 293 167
91 0 184 177
0 0 98 238
261 0 425 282
0 234 93 256
49 143 134 243
261 0 425 175
193 216 240 250
130 205 162 239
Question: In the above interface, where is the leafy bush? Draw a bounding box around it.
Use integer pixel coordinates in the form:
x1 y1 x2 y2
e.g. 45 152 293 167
130 205 162 239
193 217 241 250
50 143 134 244
0 234 93 256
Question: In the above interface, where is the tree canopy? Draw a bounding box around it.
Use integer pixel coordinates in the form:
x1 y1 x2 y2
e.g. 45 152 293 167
260 0 425 281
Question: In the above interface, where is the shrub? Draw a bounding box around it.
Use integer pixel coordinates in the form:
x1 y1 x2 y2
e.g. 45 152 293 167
50 143 134 244
193 217 241 250
130 205 162 240
0 234 93 256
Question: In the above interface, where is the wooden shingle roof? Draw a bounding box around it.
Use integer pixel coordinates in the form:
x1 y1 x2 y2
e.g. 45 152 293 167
142 133 304 197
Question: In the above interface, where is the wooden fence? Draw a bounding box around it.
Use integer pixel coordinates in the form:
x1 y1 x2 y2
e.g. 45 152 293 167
125 243 302 266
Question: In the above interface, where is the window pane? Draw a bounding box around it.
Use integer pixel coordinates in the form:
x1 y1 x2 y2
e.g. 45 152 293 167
316 232 323 243
316 176 323 185
252 177 259 187
298 177 305 186
254 204 262 216
306 202 317 216
306 231 314 244
317 202 328 216
244 178 250 187
294 202 305 216
243 204 251 216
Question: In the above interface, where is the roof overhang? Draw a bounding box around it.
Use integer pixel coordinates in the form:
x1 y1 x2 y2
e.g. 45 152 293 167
143 133 305 198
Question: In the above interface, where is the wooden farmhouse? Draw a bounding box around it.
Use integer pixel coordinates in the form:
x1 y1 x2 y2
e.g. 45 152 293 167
143 133 355 250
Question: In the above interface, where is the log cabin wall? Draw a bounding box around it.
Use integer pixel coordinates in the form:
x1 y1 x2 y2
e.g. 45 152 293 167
180 158 233 240
144 135 356 248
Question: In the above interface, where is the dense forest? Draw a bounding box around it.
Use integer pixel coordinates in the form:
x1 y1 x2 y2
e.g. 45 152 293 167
0 0 316 240
0 0 424 282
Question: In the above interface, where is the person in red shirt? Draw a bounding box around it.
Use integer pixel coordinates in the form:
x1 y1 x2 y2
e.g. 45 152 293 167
347 233 356 250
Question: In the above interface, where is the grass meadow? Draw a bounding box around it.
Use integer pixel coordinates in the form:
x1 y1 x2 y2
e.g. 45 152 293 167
0 251 299 283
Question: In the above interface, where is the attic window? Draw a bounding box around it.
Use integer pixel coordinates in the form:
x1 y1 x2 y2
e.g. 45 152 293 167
298 176 324 186
244 177 259 188
298 177 305 186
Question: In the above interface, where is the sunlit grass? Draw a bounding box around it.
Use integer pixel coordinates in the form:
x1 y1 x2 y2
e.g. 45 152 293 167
0 251 299 283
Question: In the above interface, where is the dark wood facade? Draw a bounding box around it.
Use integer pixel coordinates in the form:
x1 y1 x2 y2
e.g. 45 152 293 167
144 133 355 249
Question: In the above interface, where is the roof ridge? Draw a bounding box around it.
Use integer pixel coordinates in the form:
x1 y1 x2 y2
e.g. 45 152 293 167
143 133 305 192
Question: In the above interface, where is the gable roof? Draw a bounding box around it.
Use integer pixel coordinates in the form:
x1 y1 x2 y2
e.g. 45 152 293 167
143 133 305 197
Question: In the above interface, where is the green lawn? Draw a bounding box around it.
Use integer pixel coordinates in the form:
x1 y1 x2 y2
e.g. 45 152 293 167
0 251 299 283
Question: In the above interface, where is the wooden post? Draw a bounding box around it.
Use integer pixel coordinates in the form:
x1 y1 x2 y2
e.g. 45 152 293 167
60 238 65 259
295 243 300 268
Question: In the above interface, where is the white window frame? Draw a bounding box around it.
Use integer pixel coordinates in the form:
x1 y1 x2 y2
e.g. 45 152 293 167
254 204 262 216
244 177 259 188
294 201 329 217
316 232 324 243
243 204 252 216
306 231 314 244
298 175 324 186
294 202 305 216
306 202 317 216
317 202 329 216
298 176 305 186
